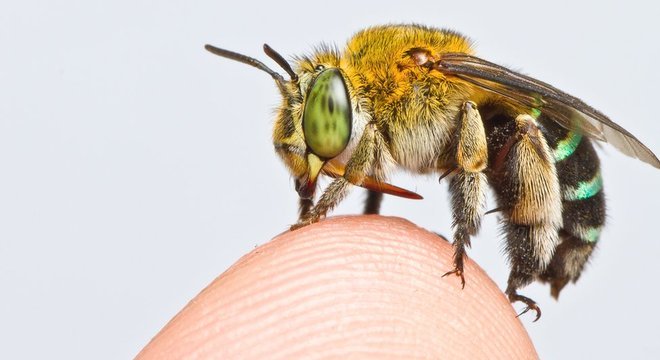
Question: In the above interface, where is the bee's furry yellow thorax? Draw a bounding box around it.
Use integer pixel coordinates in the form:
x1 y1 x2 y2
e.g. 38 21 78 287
281 25 483 172
342 24 475 107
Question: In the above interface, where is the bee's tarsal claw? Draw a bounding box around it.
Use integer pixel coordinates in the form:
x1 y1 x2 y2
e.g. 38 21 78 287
442 267 466 289
509 292 542 322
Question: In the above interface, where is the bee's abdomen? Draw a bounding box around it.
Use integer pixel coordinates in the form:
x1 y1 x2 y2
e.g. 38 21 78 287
538 117 606 244
535 116 605 296
483 109 606 297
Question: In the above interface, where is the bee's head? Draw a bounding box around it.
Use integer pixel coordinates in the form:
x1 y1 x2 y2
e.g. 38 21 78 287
273 59 356 199
205 44 357 199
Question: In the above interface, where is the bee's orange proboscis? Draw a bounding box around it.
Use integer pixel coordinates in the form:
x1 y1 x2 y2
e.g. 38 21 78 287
323 161 423 200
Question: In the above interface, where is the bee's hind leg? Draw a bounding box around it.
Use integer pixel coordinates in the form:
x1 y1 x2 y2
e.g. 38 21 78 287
442 101 488 288
489 114 563 321
502 223 551 322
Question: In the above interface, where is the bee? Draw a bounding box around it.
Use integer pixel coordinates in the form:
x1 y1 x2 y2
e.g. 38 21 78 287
205 24 659 321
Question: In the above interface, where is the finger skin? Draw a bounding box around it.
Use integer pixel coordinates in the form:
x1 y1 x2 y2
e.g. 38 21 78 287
137 215 537 359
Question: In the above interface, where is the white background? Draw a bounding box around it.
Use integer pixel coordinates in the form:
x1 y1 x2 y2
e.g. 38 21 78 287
1 0 659 358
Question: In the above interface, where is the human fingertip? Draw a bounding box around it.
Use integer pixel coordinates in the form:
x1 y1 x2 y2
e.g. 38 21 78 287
137 215 537 359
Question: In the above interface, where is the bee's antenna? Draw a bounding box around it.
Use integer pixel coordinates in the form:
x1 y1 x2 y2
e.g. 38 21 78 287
263 44 298 82
204 44 286 83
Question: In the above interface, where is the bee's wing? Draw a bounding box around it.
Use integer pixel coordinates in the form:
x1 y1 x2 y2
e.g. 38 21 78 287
437 53 660 168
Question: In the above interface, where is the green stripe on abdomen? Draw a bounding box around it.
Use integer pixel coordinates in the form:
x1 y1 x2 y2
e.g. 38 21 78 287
572 225 602 243
553 131 582 162
563 171 603 201
583 227 602 243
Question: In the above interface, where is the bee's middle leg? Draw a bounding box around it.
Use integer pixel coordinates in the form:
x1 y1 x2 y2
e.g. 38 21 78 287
443 101 488 287
363 190 383 215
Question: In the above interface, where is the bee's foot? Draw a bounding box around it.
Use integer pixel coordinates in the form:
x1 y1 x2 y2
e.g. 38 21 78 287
290 214 321 231
509 292 542 322
442 267 466 289
290 220 311 231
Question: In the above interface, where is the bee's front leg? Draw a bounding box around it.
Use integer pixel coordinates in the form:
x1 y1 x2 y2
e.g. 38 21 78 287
442 101 488 288
291 123 380 230
297 195 314 221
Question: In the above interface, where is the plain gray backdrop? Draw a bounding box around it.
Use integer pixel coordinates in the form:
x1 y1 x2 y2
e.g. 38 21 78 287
1 0 659 358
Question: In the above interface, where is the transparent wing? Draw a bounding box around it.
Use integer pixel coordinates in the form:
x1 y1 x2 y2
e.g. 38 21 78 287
437 53 660 168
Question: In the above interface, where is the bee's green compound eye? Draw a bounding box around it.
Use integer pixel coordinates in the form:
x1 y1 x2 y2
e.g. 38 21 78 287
302 68 352 159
